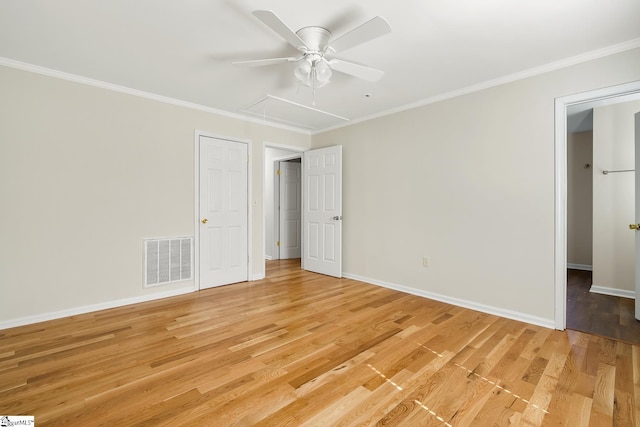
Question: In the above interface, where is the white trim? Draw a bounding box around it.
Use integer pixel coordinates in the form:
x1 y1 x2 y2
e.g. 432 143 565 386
247 141 254 281
555 95 569 331
0 286 194 330
273 160 281 261
315 38 640 135
554 80 640 330
193 132 201 292
263 142 309 153
343 272 555 330
252 273 266 281
194 130 252 289
0 57 311 135
265 255 273 261
274 153 304 162
273 156 303 261
590 285 635 299
262 142 307 269
567 263 593 271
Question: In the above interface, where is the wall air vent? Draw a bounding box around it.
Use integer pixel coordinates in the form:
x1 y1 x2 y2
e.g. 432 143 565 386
144 237 192 287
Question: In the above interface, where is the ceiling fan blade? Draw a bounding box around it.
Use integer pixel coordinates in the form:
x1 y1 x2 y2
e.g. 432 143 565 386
329 16 391 53
253 10 308 50
329 59 384 82
233 57 298 67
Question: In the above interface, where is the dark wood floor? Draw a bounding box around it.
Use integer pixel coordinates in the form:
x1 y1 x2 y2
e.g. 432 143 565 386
1 260 639 425
567 268 640 344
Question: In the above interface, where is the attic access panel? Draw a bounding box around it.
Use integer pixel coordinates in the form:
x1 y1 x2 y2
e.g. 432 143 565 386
240 95 349 131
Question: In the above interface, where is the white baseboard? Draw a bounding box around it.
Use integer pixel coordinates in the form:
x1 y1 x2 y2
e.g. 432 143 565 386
0 286 195 330
590 285 635 299
342 272 555 330
252 273 266 281
567 263 593 271
265 255 273 261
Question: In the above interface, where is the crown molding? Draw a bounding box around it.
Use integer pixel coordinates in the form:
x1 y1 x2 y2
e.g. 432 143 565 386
0 57 311 136
3 36 639 137
314 38 640 135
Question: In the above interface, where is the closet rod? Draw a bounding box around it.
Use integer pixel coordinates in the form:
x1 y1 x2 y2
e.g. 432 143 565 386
602 169 634 175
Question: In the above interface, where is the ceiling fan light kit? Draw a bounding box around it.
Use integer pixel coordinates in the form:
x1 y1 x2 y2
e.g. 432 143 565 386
294 54 332 89
233 10 391 98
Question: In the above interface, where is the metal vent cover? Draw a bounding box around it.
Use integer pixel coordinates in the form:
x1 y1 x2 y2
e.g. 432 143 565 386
145 237 192 287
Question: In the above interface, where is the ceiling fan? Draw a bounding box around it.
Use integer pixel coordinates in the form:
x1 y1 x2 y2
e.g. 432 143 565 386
233 10 392 93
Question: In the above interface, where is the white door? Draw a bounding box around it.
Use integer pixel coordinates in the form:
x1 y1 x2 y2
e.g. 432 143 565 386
635 112 640 320
303 145 342 277
279 161 301 259
199 136 248 289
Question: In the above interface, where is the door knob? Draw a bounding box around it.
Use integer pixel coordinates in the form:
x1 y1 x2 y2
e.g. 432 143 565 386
201 218 208 224
332 215 343 220
630 224 640 230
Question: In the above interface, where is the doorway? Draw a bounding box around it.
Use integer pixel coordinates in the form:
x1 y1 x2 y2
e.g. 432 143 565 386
556 81 640 330
566 97 640 343
263 144 344 278
264 144 304 265
276 158 302 260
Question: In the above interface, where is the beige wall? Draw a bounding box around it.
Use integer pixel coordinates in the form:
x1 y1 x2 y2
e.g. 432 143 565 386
312 48 640 324
592 100 640 292
567 131 593 267
0 65 310 325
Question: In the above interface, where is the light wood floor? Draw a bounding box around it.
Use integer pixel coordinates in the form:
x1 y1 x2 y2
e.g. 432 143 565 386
1 259 639 426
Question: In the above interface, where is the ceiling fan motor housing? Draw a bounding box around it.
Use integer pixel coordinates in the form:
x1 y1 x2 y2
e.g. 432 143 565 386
296 26 332 53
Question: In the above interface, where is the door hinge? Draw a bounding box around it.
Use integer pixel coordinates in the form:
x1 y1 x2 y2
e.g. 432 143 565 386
277 241 280 247
276 169 280 176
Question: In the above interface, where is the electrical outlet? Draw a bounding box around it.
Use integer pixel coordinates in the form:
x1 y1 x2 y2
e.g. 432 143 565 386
422 256 430 267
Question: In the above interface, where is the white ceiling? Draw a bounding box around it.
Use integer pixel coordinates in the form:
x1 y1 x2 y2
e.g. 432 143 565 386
1 0 639 132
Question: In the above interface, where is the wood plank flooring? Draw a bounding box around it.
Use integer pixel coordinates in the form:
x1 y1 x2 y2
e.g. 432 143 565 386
567 269 640 345
1 259 639 426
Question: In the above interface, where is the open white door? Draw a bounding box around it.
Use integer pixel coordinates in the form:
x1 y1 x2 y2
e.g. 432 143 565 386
279 161 302 259
303 146 342 277
635 113 640 320
199 136 248 289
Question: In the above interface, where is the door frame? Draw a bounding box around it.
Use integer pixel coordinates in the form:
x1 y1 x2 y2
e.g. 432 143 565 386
194 130 253 290
274 154 303 260
554 80 640 329
262 142 306 265
636 112 640 320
